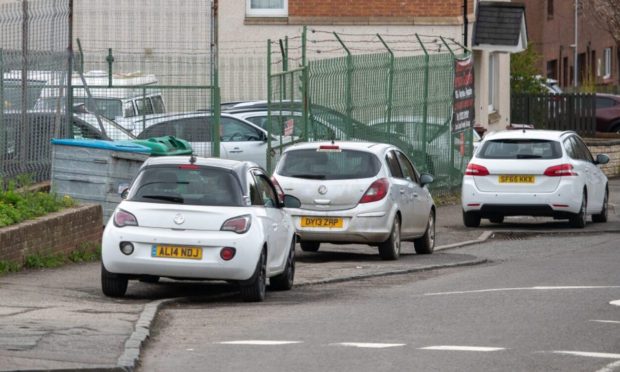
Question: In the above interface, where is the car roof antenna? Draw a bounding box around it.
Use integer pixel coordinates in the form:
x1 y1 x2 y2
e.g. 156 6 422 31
189 153 197 164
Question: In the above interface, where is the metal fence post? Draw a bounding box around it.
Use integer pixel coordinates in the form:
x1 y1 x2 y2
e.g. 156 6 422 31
416 34 430 171
302 26 309 142
267 39 273 173
106 48 114 87
377 34 394 126
334 32 353 139
0 48 4 166
66 1 74 139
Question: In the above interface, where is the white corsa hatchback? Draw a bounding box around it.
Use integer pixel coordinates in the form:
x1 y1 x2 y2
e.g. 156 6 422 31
101 156 297 302
273 142 436 260
462 130 610 228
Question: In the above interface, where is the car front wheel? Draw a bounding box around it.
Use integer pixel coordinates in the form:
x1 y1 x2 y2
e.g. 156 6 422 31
414 210 435 254
379 216 401 260
592 189 608 223
101 263 128 298
463 210 481 227
270 238 295 291
240 250 267 302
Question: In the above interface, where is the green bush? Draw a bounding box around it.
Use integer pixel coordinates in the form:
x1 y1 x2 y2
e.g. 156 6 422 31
0 176 76 228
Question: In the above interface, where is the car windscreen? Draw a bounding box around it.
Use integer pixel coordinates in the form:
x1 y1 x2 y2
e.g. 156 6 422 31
276 149 381 180
128 165 244 206
477 139 562 159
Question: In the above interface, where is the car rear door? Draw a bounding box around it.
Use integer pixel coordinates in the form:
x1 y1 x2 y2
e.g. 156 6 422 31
568 135 606 212
395 150 430 235
221 117 269 167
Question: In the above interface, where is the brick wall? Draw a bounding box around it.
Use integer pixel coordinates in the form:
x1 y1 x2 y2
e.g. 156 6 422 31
0 204 102 263
289 0 472 17
585 138 620 178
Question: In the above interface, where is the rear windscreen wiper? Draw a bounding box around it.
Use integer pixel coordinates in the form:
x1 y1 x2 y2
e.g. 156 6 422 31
141 195 184 203
290 174 326 179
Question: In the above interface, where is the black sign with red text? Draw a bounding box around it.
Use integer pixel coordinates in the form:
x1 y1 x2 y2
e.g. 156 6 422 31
452 56 475 133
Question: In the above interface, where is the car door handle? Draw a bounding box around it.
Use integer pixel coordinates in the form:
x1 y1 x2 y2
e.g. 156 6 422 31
229 148 243 153
400 188 405 194
413 193 419 198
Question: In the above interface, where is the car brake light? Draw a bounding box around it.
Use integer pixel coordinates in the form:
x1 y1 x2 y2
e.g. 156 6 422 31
179 164 199 170
359 178 389 204
270 176 285 203
544 164 577 177
465 163 490 176
318 145 341 152
113 209 138 227
221 215 252 234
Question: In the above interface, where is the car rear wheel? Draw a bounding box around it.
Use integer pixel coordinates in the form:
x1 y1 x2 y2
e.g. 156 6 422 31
414 210 435 255
300 241 320 252
489 216 504 224
240 250 267 302
592 189 608 223
270 238 295 291
101 263 128 298
463 210 481 227
379 216 401 260
569 192 587 228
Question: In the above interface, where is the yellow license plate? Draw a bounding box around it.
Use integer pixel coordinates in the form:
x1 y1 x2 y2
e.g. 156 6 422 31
153 245 202 260
498 175 535 184
300 217 343 228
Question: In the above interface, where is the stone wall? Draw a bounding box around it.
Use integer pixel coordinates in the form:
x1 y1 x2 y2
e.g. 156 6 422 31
0 204 102 263
585 138 620 178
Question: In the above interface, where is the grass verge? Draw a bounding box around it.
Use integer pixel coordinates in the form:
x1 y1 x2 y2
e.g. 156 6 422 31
0 243 101 276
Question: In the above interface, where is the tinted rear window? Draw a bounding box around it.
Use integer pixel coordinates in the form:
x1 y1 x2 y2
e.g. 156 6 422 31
276 149 381 180
128 165 244 206
478 139 562 159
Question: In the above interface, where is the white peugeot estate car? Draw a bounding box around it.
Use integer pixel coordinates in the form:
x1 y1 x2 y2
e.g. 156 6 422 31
273 141 436 260
101 156 298 302
462 130 609 228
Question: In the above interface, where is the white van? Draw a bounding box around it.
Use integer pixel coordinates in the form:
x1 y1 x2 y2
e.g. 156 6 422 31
34 70 166 125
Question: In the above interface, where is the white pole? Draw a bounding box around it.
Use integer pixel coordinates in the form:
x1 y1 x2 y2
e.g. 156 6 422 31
574 0 579 87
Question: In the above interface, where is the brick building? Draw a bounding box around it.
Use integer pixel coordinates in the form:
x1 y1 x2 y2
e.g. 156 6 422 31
522 0 619 88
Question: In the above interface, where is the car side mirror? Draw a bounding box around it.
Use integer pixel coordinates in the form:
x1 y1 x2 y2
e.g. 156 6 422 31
120 188 129 199
282 194 301 208
420 173 434 187
595 154 610 165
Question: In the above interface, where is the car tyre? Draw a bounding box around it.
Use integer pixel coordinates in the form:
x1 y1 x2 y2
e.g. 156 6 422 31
414 210 435 255
240 250 267 302
270 238 295 291
300 241 320 252
592 188 608 223
489 216 504 224
463 210 481 228
101 263 128 298
379 216 401 260
569 192 587 228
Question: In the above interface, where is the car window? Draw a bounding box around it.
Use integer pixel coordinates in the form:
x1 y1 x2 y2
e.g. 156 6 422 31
128 165 244 206
151 96 166 114
563 138 577 159
74 98 123 120
72 119 105 140
221 117 263 142
478 139 562 159
572 136 594 162
385 150 403 178
595 97 616 109
135 98 154 116
277 148 381 180
123 101 135 117
138 117 211 141
253 172 278 208
248 172 262 206
138 121 175 138
395 151 419 183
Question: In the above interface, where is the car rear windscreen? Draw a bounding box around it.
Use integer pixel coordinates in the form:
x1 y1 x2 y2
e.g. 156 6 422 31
128 165 244 206
276 149 381 180
478 139 562 159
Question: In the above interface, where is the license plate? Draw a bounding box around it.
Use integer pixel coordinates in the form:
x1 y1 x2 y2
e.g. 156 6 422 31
152 245 202 260
498 175 535 184
300 217 343 228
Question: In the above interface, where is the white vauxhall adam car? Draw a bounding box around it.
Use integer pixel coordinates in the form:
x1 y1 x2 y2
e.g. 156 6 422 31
462 130 609 228
273 141 436 260
101 156 298 302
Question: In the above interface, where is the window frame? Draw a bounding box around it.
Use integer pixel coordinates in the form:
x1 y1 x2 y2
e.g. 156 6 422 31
603 47 612 79
488 52 499 113
246 0 288 17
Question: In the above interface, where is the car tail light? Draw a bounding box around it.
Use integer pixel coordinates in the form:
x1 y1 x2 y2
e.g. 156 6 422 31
113 209 138 227
179 164 199 170
544 164 577 177
220 247 236 261
359 178 389 204
271 176 285 203
221 215 252 234
465 163 490 176
318 145 341 152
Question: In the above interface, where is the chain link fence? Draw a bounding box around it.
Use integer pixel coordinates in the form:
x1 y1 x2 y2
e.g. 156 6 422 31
268 29 474 196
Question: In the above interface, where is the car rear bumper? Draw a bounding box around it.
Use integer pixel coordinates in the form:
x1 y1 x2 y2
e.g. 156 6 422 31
285 205 395 244
461 177 582 217
101 225 262 281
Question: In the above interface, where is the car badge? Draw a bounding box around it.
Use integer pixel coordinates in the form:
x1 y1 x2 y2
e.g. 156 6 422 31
173 213 185 225
318 185 327 195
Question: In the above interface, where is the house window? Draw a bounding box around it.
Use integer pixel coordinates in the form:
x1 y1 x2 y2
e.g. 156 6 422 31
547 59 558 80
547 0 554 19
246 0 287 17
604 47 612 79
488 53 499 112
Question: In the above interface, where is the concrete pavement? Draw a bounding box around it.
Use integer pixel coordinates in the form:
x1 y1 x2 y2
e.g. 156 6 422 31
0 178 618 371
